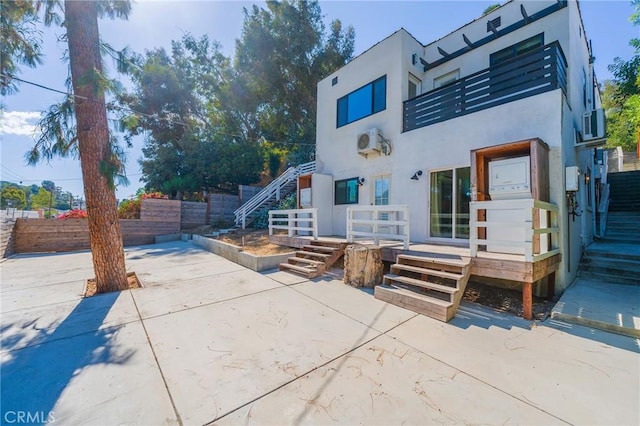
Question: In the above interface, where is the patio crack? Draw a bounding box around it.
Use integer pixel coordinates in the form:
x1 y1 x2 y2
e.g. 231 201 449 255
129 290 183 426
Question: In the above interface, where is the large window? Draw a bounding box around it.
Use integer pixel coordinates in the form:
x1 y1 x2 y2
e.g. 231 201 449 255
490 33 543 66
335 177 359 205
430 167 471 240
337 76 386 127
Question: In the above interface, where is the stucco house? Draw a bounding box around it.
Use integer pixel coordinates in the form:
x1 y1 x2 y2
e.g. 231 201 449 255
238 0 608 321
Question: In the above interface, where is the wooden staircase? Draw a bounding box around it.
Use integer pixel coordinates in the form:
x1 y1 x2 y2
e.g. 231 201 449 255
375 254 471 322
279 240 347 279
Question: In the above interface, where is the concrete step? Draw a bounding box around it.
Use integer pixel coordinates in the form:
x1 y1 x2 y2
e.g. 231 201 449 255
374 284 453 322
599 235 640 244
577 270 640 286
580 257 640 279
585 243 640 262
383 274 457 295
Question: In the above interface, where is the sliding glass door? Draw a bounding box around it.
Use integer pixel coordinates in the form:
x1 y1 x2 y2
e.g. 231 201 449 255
430 167 471 240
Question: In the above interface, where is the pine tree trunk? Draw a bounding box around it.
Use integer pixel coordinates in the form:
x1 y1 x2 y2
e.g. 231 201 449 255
343 245 383 288
65 1 128 293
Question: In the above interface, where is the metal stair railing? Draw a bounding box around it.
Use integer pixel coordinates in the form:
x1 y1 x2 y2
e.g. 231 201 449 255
234 161 316 228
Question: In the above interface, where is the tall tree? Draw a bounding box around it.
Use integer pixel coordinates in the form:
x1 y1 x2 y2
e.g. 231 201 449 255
64 0 129 292
9 1 132 293
0 186 27 209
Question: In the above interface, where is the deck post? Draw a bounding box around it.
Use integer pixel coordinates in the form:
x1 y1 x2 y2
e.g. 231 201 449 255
523 281 533 320
546 271 556 300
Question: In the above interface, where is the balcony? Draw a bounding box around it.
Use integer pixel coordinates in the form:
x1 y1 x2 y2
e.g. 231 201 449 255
403 42 567 132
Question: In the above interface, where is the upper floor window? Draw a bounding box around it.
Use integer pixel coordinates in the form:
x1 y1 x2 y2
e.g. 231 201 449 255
490 33 544 66
337 76 386 127
434 69 460 89
408 74 421 99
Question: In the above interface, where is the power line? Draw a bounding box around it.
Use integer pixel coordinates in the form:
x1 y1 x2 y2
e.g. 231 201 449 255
2 73 318 146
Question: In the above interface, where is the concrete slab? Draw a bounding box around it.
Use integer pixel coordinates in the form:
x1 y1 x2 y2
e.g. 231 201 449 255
1 280 86 313
261 268 308 286
131 269 284 318
388 306 640 425
217 334 564 425
132 257 246 286
142 285 382 424
1 291 139 353
293 279 417 333
551 278 640 338
1 320 178 425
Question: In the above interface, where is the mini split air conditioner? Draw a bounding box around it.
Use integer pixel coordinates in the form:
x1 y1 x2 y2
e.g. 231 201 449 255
583 108 605 140
357 128 382 157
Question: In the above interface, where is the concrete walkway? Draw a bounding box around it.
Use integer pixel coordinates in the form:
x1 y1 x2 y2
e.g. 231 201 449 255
1 241 638 425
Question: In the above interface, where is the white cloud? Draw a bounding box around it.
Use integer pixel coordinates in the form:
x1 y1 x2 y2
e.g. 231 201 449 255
0 111 41 136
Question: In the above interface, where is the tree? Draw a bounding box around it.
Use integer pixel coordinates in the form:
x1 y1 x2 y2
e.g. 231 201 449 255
30 187 51 209
0 0 42 96
0 186 27 209
10 1 132 293
604 1 640 152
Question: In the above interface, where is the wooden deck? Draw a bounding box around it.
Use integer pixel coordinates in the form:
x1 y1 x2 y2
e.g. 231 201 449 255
270 234 561 320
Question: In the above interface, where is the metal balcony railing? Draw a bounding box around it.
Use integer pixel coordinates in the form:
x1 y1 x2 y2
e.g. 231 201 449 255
404 42 568 132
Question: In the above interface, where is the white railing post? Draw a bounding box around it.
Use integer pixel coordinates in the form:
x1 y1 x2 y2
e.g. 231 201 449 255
312 208 318 240
403 206 410 250
288 211 294 237
469 202 478 257
242 210 246 229
346 207 353 243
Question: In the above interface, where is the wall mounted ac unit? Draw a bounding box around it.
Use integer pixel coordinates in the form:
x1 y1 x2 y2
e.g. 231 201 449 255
357 128 382 157
583 108 605 140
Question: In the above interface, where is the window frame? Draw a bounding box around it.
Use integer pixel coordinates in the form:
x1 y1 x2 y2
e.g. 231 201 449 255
489 33 544 67
334 177 360 205
336 75 387 128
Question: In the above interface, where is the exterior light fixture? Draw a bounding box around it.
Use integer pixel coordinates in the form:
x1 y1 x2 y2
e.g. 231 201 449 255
410 170 423 180
357 177 365 186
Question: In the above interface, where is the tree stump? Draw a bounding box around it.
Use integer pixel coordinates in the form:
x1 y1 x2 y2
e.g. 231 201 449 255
343 245 383 288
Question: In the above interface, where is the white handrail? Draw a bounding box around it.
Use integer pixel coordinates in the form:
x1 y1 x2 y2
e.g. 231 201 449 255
346 205 410 250
469 199 560 262
269 208 318 239
234 161 316 228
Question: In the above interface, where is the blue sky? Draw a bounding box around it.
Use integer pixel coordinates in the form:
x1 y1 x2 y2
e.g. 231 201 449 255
1 0 637 201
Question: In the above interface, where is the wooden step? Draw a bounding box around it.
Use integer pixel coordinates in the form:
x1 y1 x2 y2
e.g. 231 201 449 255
279 262 319 278
295 251 331 259
375 285 453 322
310 240 346 248
302 245 337 253
288 257 324 267
397 254 469 268
391 264 464 281
383 274 457 295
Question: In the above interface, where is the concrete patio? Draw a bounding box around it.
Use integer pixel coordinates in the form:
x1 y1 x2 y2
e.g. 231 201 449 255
1 241 638 425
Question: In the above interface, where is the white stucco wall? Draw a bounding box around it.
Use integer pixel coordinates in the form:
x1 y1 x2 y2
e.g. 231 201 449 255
314 0 599 291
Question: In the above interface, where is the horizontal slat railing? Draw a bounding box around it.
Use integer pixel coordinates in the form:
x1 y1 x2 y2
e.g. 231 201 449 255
347 205 410 250
404 42 567 132
269 208 318 239
469 199 560 262
234 161 316 228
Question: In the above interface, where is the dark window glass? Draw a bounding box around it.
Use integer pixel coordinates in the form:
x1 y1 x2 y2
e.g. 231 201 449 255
336 76 387 127
490 33 544 66
335 177 359 205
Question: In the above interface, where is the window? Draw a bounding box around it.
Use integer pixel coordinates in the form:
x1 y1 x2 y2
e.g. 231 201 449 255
374 176 390 206
490 33 544 66
434 69 460 89
408 74 421 99
430 167 471 239
337 76 386 127
335 177 359 205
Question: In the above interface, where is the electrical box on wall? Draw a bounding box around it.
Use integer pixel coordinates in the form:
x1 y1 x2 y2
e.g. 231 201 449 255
566 166 580 191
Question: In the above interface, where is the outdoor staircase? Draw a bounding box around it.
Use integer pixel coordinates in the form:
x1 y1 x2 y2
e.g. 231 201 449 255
279 240 347 279
375 255 471 322
579 170 640 285
234 161 316 228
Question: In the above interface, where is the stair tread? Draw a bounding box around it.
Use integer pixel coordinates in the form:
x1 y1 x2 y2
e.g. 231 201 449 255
288 257 323 266
296 251 331 259
302 245 337 252
397 254 469 268
384 274 457 294
279 263 314 273
391 264 464 281
376 284 453 307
